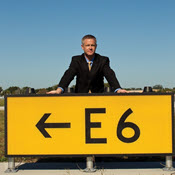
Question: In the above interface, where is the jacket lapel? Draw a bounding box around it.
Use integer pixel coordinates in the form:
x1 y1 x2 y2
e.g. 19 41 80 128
90 53 99 73
81 54 89 72
80 53 99 76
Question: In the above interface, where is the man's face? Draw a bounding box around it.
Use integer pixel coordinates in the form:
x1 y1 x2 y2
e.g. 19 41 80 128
81 39 97 57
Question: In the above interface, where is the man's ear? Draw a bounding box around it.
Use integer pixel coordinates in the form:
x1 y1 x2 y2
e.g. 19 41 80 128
81 44 84 51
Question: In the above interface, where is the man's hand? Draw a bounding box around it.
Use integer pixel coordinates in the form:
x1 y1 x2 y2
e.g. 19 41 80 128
116 89 128 93
46 87 62 94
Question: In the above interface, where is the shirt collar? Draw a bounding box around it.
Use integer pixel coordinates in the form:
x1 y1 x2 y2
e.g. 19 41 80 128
84 54 95 63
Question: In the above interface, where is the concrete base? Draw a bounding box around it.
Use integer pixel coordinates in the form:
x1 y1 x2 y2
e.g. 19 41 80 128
83 168 97 173
4 168 18 173
163 167 175 171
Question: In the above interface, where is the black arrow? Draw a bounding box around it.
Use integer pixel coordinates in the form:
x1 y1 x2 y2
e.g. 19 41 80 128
36 113 71 138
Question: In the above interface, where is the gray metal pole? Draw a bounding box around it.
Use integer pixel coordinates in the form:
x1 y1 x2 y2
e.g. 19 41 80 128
106 87 111 93
86 156 93 169
83 156 96 172
5 157 18 173
163 156 175 171
163 94 175 171
67 87 71 93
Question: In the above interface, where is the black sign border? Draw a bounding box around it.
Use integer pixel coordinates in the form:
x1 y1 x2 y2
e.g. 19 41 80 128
5 92 174 157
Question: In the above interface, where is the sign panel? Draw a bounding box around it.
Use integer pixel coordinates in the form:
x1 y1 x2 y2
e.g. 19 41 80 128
5 93 174 156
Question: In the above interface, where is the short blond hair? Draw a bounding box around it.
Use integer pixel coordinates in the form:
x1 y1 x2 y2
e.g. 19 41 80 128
81 34 97 45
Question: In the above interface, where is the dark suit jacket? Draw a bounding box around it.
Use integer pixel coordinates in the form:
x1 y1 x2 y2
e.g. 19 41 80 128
58 53 121 93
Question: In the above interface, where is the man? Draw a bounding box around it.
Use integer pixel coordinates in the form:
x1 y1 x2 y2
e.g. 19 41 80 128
47 35 127 94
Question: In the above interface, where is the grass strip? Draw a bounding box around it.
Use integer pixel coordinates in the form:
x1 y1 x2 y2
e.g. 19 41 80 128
0 99 4 106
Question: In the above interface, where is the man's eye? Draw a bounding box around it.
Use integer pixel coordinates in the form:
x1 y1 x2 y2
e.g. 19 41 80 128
85 45 95 47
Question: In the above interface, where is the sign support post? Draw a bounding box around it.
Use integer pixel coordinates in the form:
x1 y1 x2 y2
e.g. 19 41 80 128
83 156 96 172
163 156 175 171
5 157 18 173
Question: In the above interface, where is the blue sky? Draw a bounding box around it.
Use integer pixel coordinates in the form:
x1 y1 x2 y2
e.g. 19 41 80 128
0 0 175 90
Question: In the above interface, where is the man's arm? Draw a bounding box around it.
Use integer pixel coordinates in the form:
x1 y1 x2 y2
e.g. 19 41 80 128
103 57 127 93
47 87 63 94
116 89 128 93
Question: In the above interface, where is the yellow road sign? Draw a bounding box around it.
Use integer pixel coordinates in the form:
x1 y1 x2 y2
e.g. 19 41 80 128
5 93 174 156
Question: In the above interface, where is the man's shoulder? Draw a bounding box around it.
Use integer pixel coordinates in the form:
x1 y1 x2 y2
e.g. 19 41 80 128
95 53 109 61
72 54 84 60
